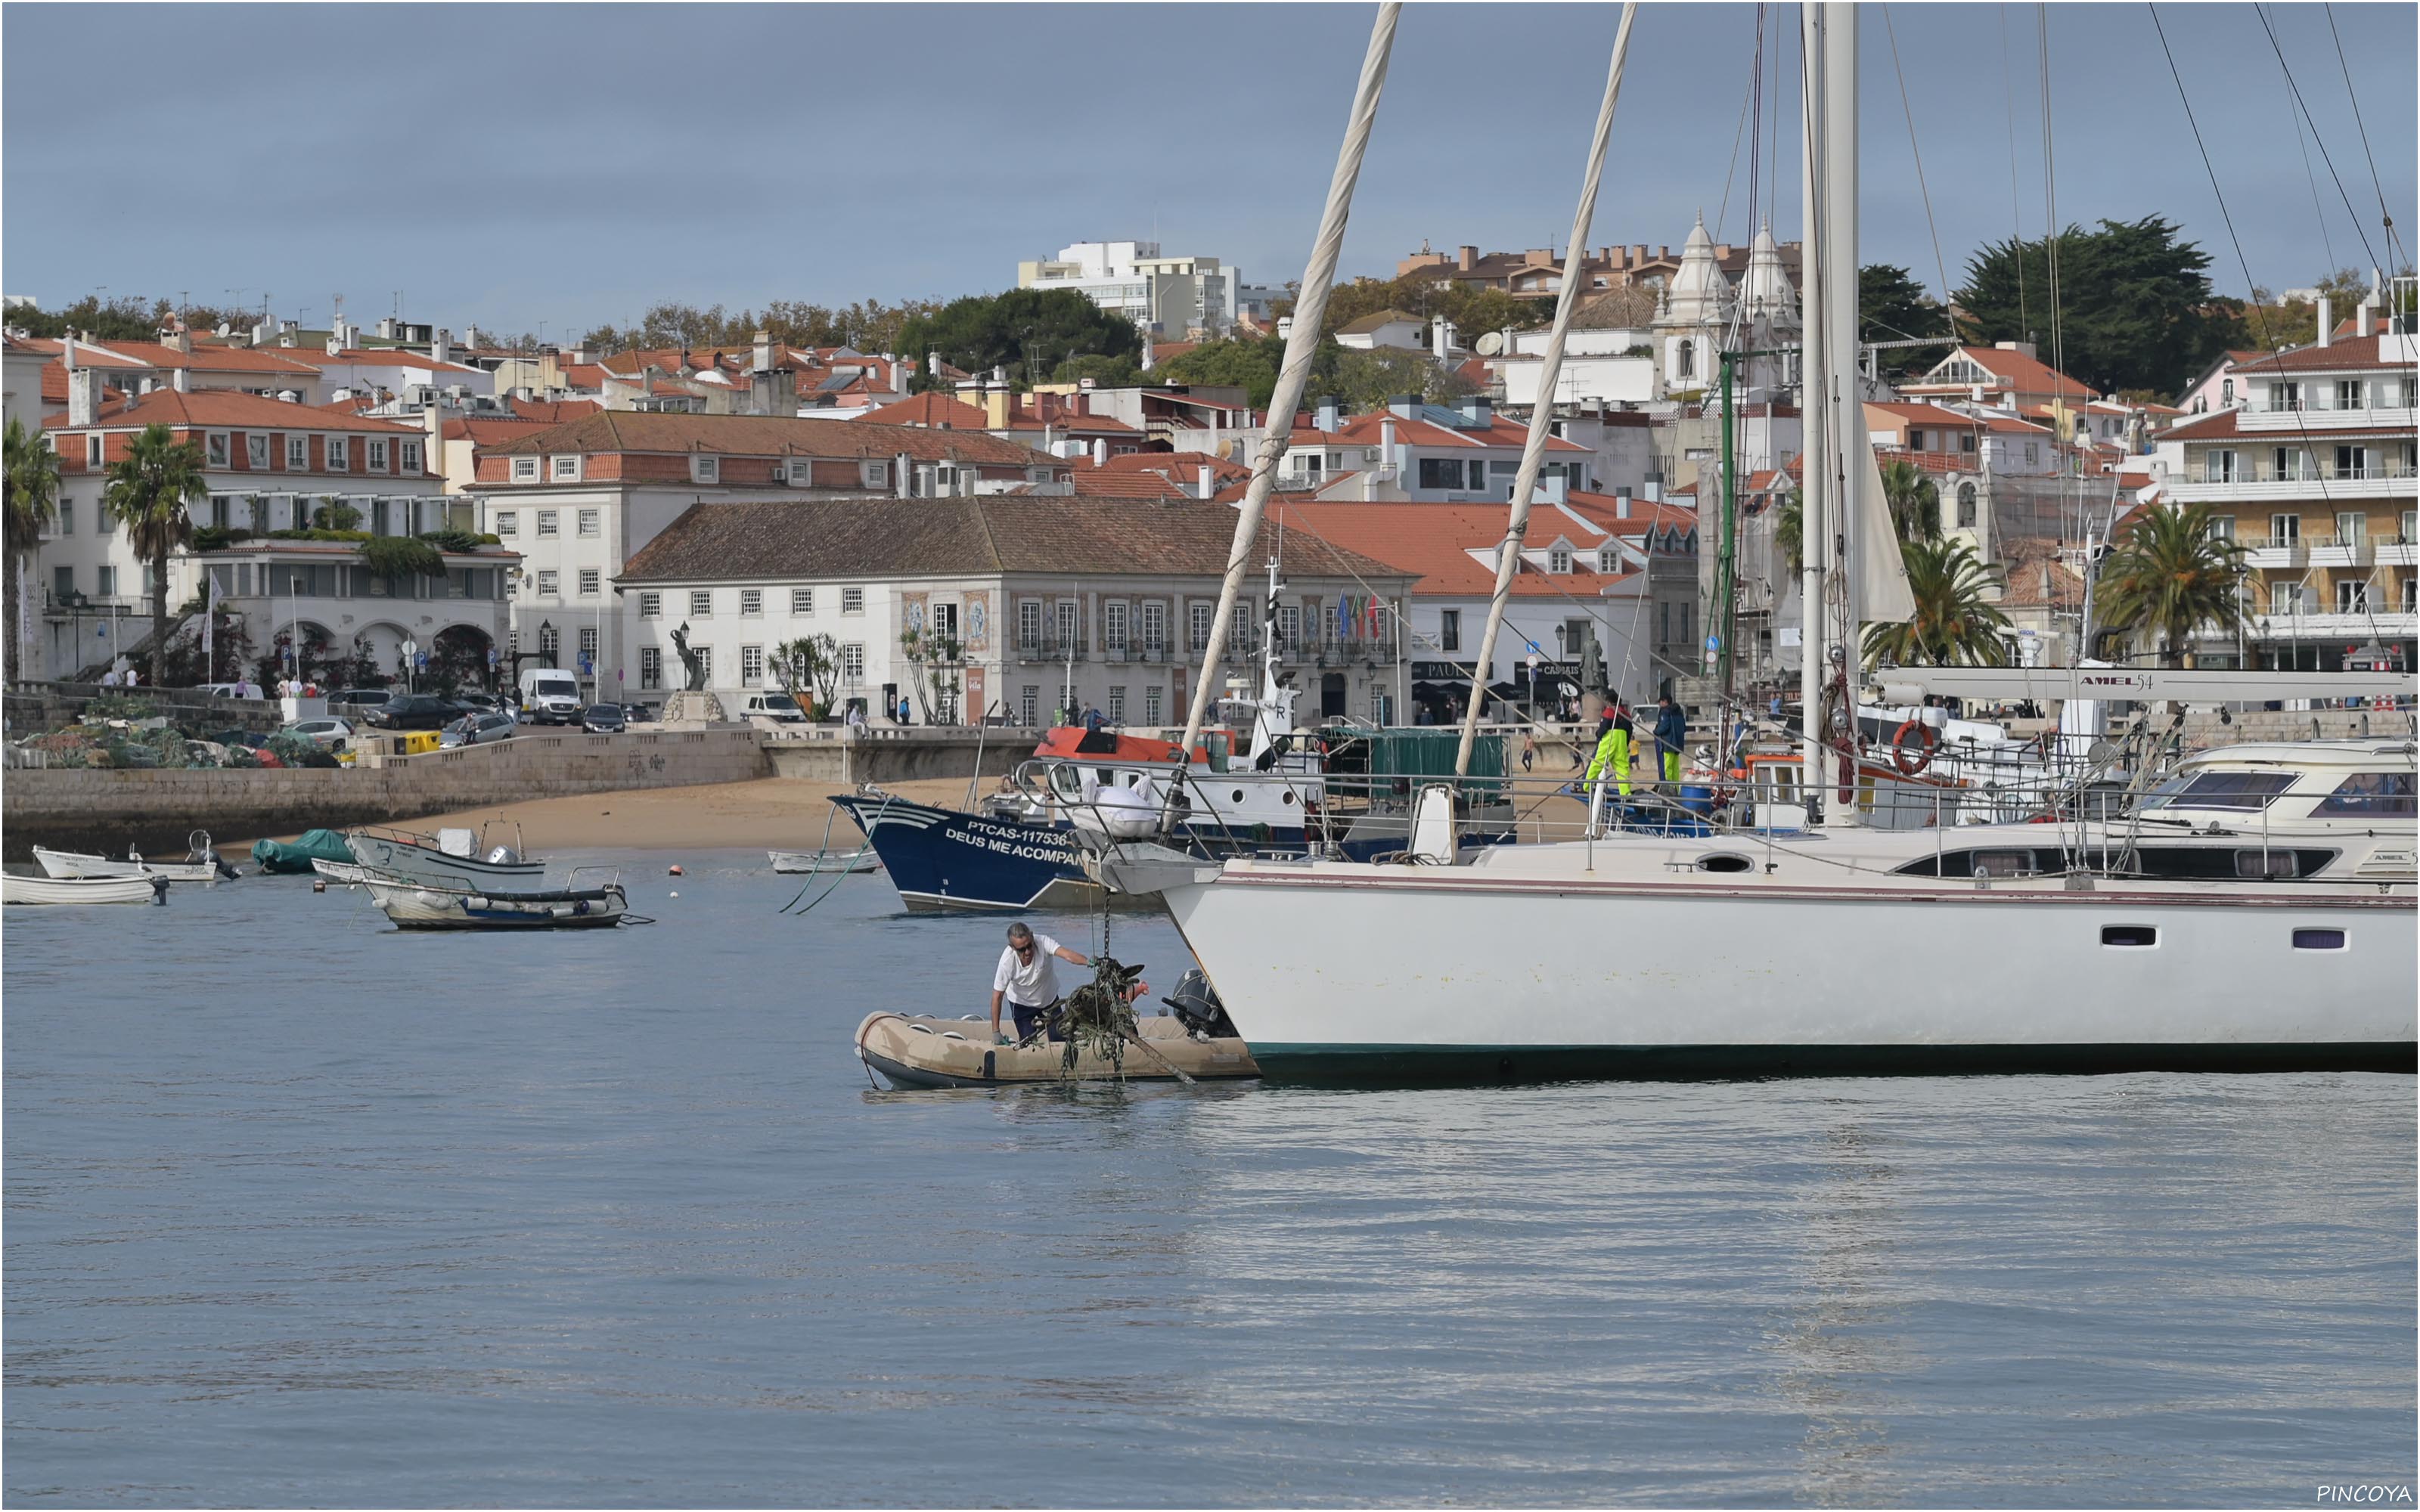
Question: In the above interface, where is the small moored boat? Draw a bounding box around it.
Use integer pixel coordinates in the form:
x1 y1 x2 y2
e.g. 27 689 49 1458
35 830 228 884
346 825 545 891
3 872 166 906
768 847 880 874
855 1011 1259 1089
361 873 632 931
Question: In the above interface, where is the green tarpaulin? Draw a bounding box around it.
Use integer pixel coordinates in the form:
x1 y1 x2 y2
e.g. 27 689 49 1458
250 829 353 874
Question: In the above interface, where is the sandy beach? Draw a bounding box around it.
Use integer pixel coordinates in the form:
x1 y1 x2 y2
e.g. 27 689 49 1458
234 776 983 854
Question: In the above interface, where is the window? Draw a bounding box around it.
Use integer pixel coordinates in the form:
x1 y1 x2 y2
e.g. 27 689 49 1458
85 435 102 468
97 565 118 598
206 432 230 466
2270 513 2300 545
639 591 662 618
1057 600 1081 650
2335 446 2369 480
537 570 560 595
2335 580 2370 613
1956 482 1978 528
1598 548 1620 573
693 646 712 683
791 587 814 615
640 647 662 689
550 454 580 481
1959 432 1978 454
2270 582 2307 615
1108 686 1127 722
861 460 889 489
326 437 348 471
367 438 389 471
578 509 600 537
1144 686 1162 724
2207 514 2235 540
511 456 538 482
2336 380 2363 411
2143 770 2297 811
56 498 73 535
2100 925 2158 947
1416 458 1465 491
1676 339 1695 378
579 569 600 596
538 510 559 537
1020 686 1039 726
932 603 957 638
2221 377 2235 404
1276 604 1298 649
402 441 422 473
2292 928 2347 950
841 587 864 614
2204 449 2237 483
53 565 73 597
1103 601 1128 651
2335 511 2367 547
2235 849 2302 879
494 510 517 536
579 626 597 667
840 643 865 683
246 435 268 469
741 588 763 617
1971 850 2037 878
690 590 713 617
691 454 720 484
2275 381 2303 411
1191 601 1214 649
1439 608 1462 652
1140 601 1166 654
1548 547 1573 574
741 645 765 686
286 435 307 470
1909 428 1927 452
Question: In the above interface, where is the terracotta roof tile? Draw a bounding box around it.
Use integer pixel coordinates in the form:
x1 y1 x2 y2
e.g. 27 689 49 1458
42 389 427 435
483 411 1056 469
1267 500 1640 597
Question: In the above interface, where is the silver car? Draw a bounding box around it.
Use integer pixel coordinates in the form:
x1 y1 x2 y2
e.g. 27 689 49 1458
439 712 518 748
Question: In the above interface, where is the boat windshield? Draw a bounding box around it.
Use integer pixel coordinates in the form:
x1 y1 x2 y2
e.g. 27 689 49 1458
2311 771 2418 816
2141 770 2298 812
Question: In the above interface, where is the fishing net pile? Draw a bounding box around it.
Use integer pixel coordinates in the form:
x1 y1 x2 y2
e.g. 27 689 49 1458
1057 954 1146 1077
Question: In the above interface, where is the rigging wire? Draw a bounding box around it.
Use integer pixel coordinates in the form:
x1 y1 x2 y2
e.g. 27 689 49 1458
2036 4 2073 546
1882 5 1957 323
2000 4 2029 337
2253 2 2382 275
2322 3 2409 273
1714 27 1758 240
2285 76 2338 275
2147 2 2395 661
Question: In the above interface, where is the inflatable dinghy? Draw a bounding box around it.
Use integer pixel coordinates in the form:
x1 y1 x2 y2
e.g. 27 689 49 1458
855 1011 1258 1089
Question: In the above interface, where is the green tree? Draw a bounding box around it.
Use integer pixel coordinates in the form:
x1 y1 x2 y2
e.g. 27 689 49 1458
1328 347 1475 413
2090 500 2250 666
773 634 840 717
1955 215 2250 398
1859 263 1953 376
11 294 162 342
1051 353 1143 389
1771 490 1803 579
358 534 445 584
1324 272 1553 339
1151 334 1295 408
5 418 62 685
1879 458 1941 544
101 424 206 687
898 624 964 722
895 289 1142 392
1860 538 2013 669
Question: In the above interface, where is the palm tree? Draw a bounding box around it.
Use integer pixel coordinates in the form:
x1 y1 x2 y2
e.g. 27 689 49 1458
2091 500 2249 666
1861 537 2014 668
1879 458 1942 544
101 423 206 686
4 419 62 686
1770 489 1804 578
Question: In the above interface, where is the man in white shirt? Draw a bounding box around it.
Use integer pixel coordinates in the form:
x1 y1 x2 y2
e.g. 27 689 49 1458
990 922 1090 1046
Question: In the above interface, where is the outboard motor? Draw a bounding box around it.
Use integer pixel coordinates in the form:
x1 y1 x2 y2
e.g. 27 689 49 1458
213 853 242 881
1161 968 1236 1040
485 845 522 866
149 875 172 906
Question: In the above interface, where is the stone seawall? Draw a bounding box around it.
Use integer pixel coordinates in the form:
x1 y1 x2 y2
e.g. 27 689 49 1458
761 726 1031 785
2175 707 2416 751
2 730 771 859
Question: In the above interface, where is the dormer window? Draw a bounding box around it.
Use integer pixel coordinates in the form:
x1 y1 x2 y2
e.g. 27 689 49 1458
206 432 230 467
367 438 389 471
1548 547 1573 574
550 454 581 482
511 456 538 482
1598 548 1620 574
325 437 349 471
287 435 306 469
247 435 268 469
691 454 719 484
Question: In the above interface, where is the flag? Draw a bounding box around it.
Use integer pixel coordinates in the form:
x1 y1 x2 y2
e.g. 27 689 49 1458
1335 594 1348 639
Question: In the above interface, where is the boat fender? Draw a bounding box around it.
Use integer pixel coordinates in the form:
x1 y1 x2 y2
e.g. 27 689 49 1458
573 898 591 916
1891 720 1938 776
668 864 684 876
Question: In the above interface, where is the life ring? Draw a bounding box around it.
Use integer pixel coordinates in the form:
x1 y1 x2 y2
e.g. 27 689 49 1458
1891 720 1938 776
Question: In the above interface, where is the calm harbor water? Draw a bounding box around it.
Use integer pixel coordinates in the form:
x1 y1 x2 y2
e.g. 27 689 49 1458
5 848 2413 1507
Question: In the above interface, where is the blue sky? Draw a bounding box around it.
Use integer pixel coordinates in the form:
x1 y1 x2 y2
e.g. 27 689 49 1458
5 3 2412 339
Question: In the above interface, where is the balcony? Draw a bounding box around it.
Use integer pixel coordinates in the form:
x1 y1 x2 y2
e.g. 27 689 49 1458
2248 610 2419 642
2307 534 2377 569
2168 456 2418 504
2236 403 2415 434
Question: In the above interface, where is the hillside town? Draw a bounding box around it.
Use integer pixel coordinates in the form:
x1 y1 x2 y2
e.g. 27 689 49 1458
3 226 2413 732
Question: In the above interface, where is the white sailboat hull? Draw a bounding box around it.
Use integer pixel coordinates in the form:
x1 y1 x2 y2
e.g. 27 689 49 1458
4 873 161 906
1159 858 2417 1083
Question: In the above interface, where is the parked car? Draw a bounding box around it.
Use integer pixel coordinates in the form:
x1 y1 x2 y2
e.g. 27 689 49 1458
327 688 392 714
283 717 355 748
193 682 265 701
581 703 627 735
737 692 808 723
364 695 471 731
439 712 518 748
622 703 657 724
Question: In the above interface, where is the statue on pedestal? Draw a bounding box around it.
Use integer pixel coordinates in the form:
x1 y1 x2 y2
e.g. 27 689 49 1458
670 621 706 692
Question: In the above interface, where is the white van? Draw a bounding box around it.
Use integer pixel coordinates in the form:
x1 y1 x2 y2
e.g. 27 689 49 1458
737 692 808 723
518 668 584 725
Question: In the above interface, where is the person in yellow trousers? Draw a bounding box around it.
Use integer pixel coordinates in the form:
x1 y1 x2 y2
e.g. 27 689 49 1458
1584 698 1634 799
1652 692 1689 785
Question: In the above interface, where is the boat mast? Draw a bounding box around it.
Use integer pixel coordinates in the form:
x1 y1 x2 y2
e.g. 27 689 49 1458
1798 0 1863 822
1454 2 1639 778
1178 4 1401 757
